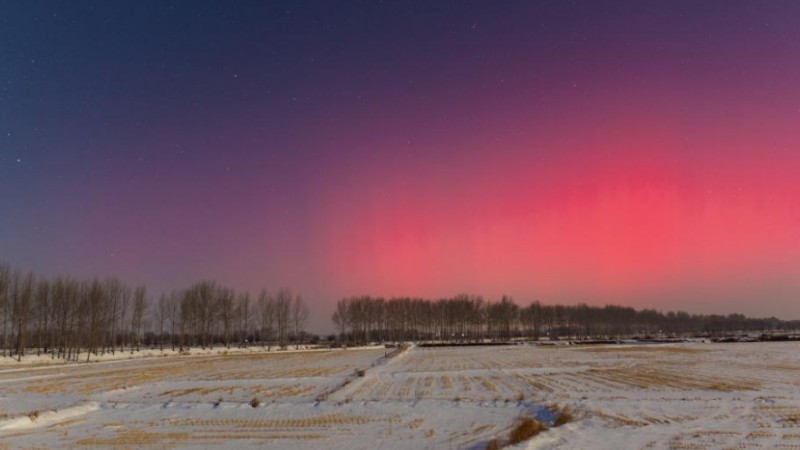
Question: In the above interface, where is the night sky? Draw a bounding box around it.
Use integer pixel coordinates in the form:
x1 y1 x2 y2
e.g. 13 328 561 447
3 1 800 328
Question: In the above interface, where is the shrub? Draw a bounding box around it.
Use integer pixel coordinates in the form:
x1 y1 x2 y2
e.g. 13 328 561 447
550 404 575 427
554 408 574 427
27 411 39 422
509 417 545 444
485 438 501 450
249 397 260 408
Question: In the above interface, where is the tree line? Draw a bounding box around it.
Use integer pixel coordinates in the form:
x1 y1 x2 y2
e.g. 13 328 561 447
3 260 798 361
332 295 800 345
0 262 309 361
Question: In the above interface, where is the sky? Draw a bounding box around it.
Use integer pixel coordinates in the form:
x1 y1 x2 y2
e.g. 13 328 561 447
2 1 800 330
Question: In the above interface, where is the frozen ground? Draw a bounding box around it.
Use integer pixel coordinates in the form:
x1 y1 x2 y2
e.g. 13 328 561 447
1 342 800 449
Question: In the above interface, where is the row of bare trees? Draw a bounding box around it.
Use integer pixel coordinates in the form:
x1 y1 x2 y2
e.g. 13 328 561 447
332 295 800 344
0 262 309 361
3 260 797 359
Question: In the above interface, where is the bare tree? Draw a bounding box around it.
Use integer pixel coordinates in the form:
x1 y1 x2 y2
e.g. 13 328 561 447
235 292 251 347
292 295 309 349
131 286 147 353
258 290 276 350
332 298 348 342
118 285 131 351
12 271 34 361
156 294 169 351
34 278 50 356
275 288 292 349
0 263 9 357
167 291 180 351
103 278 123 355
195 281 217 349
217 287 235 349
85 279 105 361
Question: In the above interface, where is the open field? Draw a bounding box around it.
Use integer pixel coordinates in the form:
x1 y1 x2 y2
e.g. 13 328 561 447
2 342 800 449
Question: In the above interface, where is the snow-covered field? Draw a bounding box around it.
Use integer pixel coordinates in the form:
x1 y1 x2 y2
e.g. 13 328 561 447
2 342 800 449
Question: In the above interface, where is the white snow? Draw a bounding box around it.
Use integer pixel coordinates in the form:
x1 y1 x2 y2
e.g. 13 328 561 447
2 342 800 449
0 402 100 432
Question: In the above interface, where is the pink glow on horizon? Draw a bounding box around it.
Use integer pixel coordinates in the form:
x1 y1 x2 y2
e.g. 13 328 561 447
316 112 800 309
